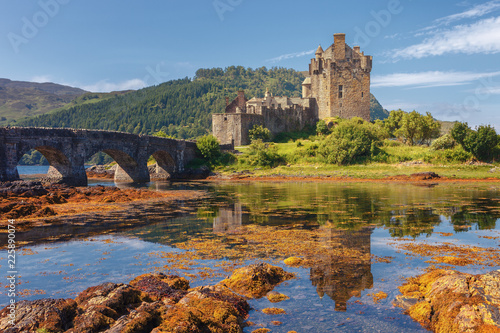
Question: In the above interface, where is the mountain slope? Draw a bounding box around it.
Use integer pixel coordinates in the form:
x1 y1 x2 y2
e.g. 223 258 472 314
0 79 88 125
15 66 388 138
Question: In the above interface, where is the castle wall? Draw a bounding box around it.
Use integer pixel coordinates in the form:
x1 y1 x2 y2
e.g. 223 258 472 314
212 113 263 146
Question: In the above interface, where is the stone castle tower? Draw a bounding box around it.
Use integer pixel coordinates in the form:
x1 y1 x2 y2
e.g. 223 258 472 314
212 33 372 146
302 33 372 121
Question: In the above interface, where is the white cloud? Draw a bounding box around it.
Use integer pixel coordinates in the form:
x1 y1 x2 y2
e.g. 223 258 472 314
30 75 53 83
81 79 147 92
393 16 500 59
266 49 315 63
372 71 500 88
435 0 500 25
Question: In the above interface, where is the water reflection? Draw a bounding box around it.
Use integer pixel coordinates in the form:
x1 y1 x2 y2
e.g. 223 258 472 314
310 227 373 311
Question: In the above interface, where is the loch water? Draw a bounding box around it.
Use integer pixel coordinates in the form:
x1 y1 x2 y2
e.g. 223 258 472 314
1 179 500 332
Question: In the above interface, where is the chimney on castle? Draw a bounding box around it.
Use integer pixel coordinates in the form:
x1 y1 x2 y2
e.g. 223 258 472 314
353 46 360 54
237 90 246 110
334 33 346 60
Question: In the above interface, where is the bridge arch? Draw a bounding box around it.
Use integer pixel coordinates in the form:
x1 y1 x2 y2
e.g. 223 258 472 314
150 150 176 180
15 140 85 186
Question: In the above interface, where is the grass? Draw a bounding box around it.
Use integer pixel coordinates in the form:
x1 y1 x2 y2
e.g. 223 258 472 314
217 139 500 180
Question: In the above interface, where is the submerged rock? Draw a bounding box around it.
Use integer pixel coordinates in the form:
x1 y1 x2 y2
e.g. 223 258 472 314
395 269 500 332
219 262 295 299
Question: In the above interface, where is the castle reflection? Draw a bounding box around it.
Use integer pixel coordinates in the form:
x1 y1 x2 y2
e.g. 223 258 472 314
310 226 373 311
212 204 374 311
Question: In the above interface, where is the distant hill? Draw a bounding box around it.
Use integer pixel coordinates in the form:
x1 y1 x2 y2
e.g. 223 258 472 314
370 95 389 121
0 79 88 125
15 66 388 138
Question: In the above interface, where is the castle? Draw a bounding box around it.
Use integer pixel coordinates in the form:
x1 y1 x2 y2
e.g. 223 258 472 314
212 33 372 146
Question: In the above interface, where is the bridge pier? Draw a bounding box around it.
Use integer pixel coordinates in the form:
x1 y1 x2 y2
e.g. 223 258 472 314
114 163 150 183
0 137 21 182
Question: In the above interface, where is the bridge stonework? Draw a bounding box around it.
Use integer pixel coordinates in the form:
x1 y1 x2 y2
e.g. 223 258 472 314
0 127 198 186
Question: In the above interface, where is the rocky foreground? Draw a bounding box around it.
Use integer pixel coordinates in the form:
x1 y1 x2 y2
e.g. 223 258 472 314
0 263 294 333
395 269 500 332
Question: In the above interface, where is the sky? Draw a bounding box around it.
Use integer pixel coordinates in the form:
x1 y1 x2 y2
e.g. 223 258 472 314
1 0 500 128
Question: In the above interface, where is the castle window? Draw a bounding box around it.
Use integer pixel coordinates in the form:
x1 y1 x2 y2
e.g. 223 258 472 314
361 92 364 98
338 85 343 99
278 104 281 108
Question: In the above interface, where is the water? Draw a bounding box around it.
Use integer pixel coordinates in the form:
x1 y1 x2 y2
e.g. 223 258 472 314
1 181 499 332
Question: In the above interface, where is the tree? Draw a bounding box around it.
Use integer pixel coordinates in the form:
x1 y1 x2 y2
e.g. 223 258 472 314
451 122 499 161
392 111 440 145
196 135 221 163
249 125 271 142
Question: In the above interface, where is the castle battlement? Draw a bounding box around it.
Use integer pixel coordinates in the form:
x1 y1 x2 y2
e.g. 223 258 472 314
212 33 371 146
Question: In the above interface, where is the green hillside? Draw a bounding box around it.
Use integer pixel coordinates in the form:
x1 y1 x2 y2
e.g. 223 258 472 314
0 79 87 125
15 66 387 139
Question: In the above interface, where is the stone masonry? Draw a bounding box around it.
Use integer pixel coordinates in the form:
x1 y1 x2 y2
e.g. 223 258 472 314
0 127 197 186
213 33 372 146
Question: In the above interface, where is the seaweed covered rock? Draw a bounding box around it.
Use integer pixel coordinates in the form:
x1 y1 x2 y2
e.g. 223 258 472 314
395 269 500 332
219 262 295 299
156 285 250 333
0 273 251 333
0 298 76 333
129 273 189 302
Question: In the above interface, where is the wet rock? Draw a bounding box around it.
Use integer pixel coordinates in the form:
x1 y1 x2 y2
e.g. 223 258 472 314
76 282 141 313
283 256 303 267
0 298 77 333
219 262 295 299
395 269 500 332
0 273 251 333
0 181 48 197
158 285 249 333
104 301 163 333
129 273 188 302
266 291 290 303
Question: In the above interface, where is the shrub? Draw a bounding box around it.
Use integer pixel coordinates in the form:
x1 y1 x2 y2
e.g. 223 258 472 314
318 118 385 165
316 119 329 135
431 134 456 151
196 135 221 163
249 125 271 142
247 139 284 167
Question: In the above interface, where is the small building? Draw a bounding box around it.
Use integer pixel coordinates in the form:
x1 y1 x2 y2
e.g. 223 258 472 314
212 33 372 146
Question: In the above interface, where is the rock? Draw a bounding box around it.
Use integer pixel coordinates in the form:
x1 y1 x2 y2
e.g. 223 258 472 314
129 273 189 302
266 291 290 303
410 172 440 180
395 269 500 332
0 298 77 333
158 285 249 333
283 256 303 267
219 262 295 299
70 283 143 332
104 301 163 333
0 272 252 333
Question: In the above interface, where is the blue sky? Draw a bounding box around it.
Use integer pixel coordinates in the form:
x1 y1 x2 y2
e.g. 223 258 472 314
1 0 500 127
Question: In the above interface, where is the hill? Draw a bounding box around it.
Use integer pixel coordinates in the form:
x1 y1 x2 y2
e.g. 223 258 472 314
15 66 388 139
0 79 88 125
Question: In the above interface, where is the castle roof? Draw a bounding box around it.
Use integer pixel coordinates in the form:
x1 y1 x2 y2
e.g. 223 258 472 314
315 45 324 54
302 77 311 85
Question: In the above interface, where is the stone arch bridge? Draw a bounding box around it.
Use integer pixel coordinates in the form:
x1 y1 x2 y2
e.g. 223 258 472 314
0 127 198 186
